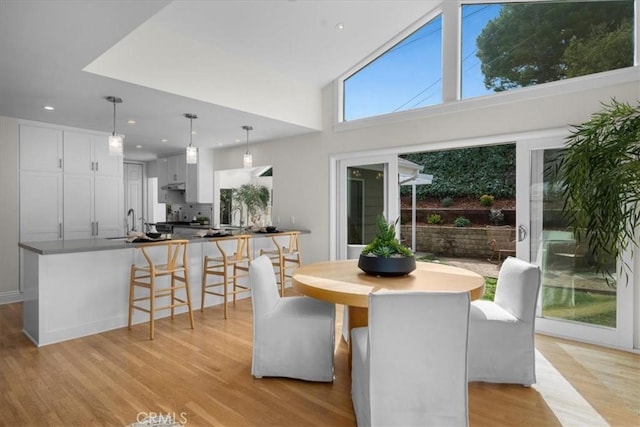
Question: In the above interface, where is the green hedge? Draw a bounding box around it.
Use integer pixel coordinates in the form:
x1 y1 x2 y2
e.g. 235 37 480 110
401 144 515 199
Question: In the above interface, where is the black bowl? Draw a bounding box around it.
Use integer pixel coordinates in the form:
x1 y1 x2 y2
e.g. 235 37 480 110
266 226 278 232
358 254 416 277
146 232 162 239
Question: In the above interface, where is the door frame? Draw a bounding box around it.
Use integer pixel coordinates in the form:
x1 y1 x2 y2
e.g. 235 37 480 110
330 153 399 261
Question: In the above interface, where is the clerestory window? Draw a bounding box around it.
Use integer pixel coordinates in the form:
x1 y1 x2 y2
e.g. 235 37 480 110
341 0 636 122
343 14 443 122
461 1 635 99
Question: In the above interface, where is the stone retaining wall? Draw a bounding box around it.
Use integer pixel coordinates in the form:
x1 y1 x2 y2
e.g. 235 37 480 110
401 225 515 258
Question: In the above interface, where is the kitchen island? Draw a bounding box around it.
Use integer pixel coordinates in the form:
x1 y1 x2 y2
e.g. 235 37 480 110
19 229 307 346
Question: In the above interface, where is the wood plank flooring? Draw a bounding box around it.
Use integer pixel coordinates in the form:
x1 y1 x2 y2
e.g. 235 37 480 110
1 295 638 426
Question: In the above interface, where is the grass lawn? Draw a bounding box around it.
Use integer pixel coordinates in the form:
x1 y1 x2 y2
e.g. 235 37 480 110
542 287 616 327
482 277 497 301
417 256 615 328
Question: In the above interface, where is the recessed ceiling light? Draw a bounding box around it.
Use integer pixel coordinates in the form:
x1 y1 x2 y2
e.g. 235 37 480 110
335 22 345 31
136 145 142 149
191 131 197 135
127 120 136 125
43 105 54 111
161 139 168 143
234 138 241 143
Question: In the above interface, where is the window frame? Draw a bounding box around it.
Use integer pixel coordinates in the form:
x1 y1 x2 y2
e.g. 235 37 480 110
336 0 639 126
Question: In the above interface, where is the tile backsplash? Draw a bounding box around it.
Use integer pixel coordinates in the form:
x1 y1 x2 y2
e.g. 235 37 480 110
169 203 213 223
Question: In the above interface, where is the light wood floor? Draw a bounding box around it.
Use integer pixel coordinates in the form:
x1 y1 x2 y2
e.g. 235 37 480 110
1 295 638 426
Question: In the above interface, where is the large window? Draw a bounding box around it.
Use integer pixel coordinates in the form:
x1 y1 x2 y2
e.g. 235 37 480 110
343 14 442 121
341 1 636 121
461 1 635 99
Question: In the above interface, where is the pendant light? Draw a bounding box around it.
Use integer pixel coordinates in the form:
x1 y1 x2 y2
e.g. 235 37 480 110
185 113 198 164
105 96 123 156
242 125 253 168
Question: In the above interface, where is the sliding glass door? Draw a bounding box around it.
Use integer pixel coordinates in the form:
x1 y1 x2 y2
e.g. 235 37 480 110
517 137 634 348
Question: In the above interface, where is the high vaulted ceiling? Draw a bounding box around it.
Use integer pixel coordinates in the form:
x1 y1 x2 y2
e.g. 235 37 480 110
0 0 438 160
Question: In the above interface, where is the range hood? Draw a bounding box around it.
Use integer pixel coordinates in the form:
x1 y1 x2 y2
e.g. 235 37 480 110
161 183 186 191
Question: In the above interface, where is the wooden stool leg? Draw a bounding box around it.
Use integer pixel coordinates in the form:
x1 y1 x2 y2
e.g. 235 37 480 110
128 266 135 330
201 259 207 312
184 271 195 329
279 255 286 297
223 265 228 319
149 276 155 340
170 274 176 320
232 264 237 305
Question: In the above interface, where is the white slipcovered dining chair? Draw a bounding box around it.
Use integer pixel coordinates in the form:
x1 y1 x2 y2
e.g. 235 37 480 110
249 255 336 382
468 256 541 386
351 290 471 427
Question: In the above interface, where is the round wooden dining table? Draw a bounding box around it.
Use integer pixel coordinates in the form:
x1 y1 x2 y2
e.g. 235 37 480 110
292 259 485 341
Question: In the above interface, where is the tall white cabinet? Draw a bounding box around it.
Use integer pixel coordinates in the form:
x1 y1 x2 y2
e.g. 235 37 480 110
19 123 124 242
19 125 64 242
63 131 123 239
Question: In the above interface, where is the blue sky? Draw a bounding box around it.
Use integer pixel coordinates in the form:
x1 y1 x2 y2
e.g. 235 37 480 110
344 4 502 121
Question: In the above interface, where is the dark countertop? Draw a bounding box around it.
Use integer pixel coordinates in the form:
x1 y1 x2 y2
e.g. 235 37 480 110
19 228 309 255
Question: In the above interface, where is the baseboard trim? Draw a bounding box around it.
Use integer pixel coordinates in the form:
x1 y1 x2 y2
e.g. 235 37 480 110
0 291 23 306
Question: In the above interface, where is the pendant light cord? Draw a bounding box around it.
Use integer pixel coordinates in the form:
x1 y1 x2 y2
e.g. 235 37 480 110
112 101 116 136
243 125 253 154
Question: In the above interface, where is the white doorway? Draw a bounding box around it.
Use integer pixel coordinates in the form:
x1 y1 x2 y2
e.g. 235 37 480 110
331 154 399 260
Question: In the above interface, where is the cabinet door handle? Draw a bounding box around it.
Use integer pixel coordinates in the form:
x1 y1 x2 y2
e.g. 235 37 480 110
58 223 63 239
58 159 63 169
95 162 99 172
96 221 99 236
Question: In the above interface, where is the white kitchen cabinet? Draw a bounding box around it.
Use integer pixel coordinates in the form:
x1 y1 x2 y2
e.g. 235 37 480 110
168 153 186 183
186 148 213 203
94 175 124 237
19 124 123 242
19 124 63 172
62 131 123 239
157 157 169 202
19 125 63 242
63 173 94 239
63 173 123 239
20 171 63 242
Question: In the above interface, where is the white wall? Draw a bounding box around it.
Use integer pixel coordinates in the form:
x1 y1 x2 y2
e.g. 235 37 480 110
213 70 640 348
0 116 21 303
214 73 640 261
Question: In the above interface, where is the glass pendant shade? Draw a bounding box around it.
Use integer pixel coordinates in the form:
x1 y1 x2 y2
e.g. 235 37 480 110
108 134 123 156
186 145 198 164
242 125 253 168
184 113 198 164
243 152 253 168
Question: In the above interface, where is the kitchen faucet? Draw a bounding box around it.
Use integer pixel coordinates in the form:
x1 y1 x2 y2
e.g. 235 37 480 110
127 208 136 233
